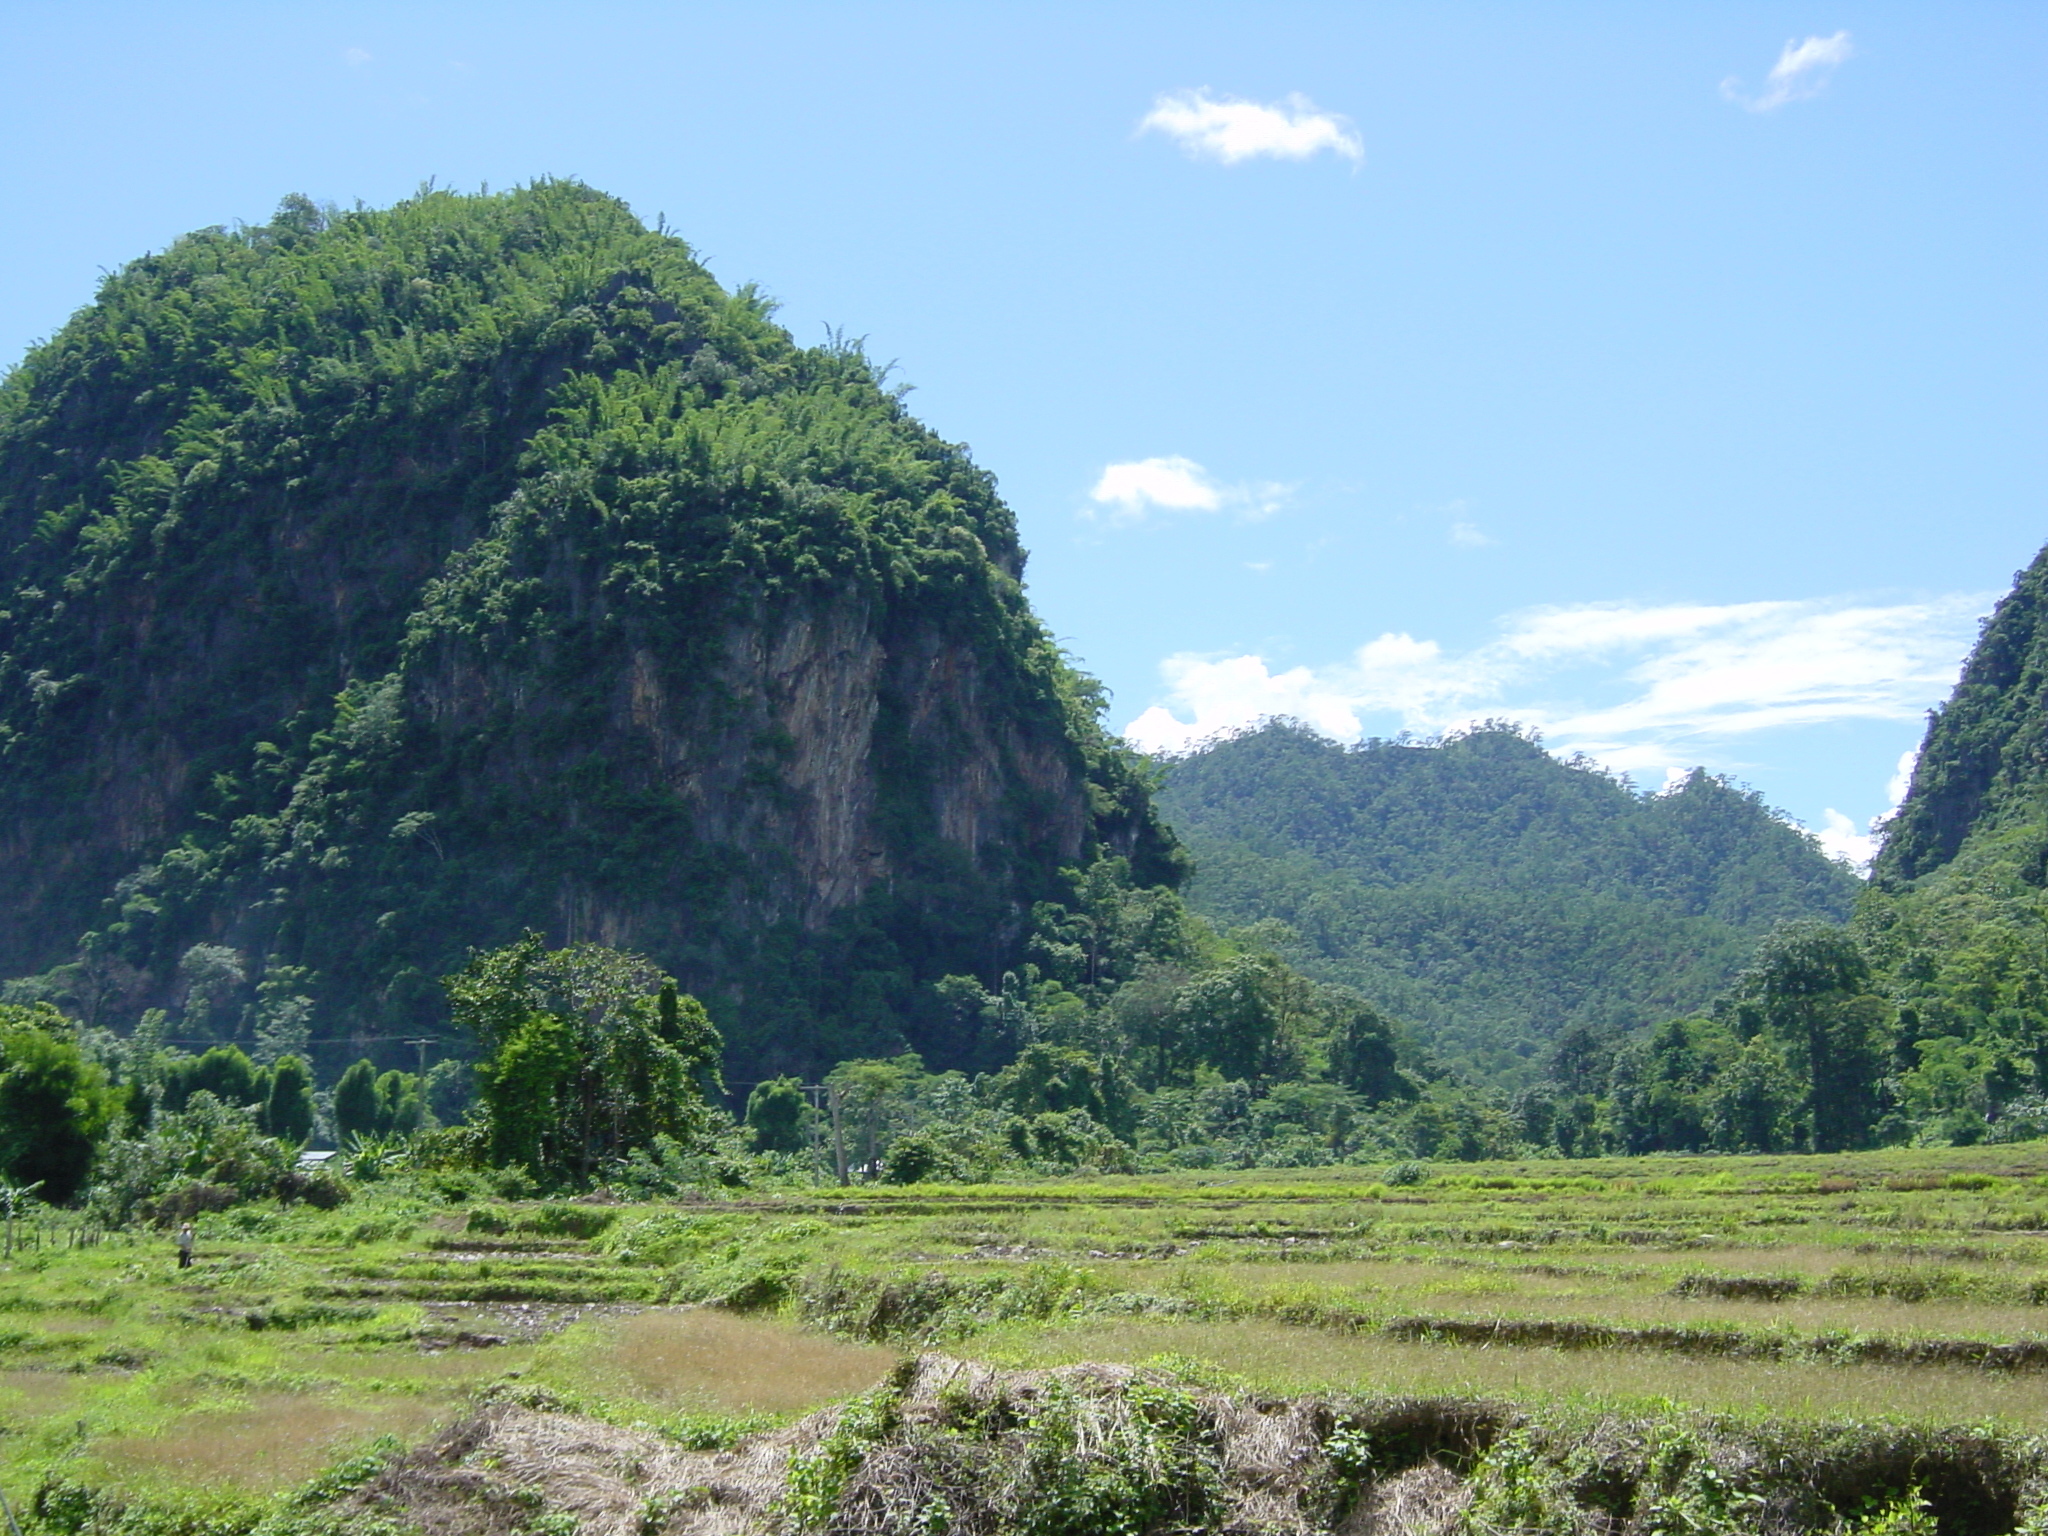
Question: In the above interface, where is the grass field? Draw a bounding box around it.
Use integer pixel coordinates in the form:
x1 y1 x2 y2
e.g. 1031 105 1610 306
10 1141 2048 1529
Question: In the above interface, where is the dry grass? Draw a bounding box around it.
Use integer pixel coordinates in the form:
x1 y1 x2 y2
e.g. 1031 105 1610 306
983 1317 2048 1424
90 1390 461 1492
357 1400 820 1536
1101 1254 2048 1343
24 1314 115 1335
553 1308 899 1415
0 1368 84 1416
308 1343 539 1388
1337 1462 1470 1536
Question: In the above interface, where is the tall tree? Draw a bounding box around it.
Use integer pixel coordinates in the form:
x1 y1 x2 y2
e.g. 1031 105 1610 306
262 1055 315 1145
744 1077 810 1154
1730 921 1888 1152
0 1004 116 1203
449 934 721 1182
333 1060 381 1144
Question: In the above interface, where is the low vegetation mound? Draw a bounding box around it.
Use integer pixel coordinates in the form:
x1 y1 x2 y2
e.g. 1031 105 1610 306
316 1355 2040 1536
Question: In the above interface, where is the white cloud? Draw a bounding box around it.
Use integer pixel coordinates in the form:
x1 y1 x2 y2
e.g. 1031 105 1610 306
1807 745 1924 872
1091 457 1218 516
343 46 373 66
1816 808 1877 869
1449 521 1494 549
1722 32 1853 112
1140 89 1363 166
1086 457 1291 526
1121 593 1987 786
1885 746 1918 809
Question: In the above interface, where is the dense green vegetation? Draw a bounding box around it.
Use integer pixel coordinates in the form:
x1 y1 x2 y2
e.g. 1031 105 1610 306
1853 543 2048 1143
0 180 1176 1085
8 1144 2048 1533
1156 721 1862 1082
6 181 2042 1199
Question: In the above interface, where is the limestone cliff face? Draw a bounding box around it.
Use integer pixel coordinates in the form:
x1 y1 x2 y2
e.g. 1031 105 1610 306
0 183 1179 1076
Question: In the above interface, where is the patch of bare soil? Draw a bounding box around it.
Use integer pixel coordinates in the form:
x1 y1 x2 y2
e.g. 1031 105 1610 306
414 1300 647 1348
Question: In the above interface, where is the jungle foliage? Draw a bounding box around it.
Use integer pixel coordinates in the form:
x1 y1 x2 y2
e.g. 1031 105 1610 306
1530 539 2048 1158
1156 721 1863 1083
1844 541 2048 1146
448 933 724 1182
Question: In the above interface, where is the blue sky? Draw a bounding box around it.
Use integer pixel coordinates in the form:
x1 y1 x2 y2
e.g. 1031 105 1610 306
3 3 2042 864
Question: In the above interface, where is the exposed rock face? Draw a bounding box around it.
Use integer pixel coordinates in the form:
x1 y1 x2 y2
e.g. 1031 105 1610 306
0 183 1176 1075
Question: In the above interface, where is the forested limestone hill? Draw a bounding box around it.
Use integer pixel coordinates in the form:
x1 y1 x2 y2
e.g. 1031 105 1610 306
0 182 1178 1081
1157 722 1862 1082
1861 542 2048 1059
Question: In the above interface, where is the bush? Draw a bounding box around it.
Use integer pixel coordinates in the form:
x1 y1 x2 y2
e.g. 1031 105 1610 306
274 1168 350 1209
881 1131 969 1184
139 1181 240 1225
88 1093 297 1225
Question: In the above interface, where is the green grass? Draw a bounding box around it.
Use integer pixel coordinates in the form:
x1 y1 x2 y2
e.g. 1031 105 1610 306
11 1140 2048 1523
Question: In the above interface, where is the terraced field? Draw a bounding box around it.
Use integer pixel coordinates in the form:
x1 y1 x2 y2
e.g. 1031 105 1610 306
10 1142 2048 1531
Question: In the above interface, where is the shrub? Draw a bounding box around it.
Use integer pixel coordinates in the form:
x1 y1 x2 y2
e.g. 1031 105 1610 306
88 1093 296 1225
881 1130 969 1184
513 1203 617 1239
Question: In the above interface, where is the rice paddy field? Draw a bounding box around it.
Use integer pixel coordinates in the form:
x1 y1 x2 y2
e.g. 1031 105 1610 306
11 1141 2048 1530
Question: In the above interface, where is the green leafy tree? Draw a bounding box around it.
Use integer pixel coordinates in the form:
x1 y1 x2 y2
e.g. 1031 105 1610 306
175 944 246 1036
979 1044 1138 1140
333 1059 381 1144
1167 954 1303 1087
657 982 726 1103
745 1076 810 1154
1705 1038 1800 1152
1327 1002 1416 1105
0 1004 116 1203
162 1044 263 1113
449 934 721 1182
1730 921 1889 1151
825 1054 927 1173
374 1070 426 1136
261 1055 315 1145
1608 1018 1719 1154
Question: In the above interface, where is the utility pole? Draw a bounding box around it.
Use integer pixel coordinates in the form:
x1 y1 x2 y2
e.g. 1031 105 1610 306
407 1038 432 1080
827 1082 849 1187
801 1085 827 1186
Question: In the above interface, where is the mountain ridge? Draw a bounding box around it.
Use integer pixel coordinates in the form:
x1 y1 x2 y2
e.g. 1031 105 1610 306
1156 720 1862 1081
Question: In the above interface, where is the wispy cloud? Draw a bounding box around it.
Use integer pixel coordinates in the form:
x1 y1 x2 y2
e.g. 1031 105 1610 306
1140 89 1363 165
343 46 373 66
1449 521 1494 549
1722 32 1853 112
1086 457 1290 526
1122 593 1985 798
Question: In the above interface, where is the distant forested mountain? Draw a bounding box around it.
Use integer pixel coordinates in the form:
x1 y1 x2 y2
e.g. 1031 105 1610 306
1157 723 1862 1082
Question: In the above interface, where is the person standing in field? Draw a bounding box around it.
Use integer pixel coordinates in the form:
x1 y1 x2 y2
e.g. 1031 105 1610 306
176 1222 194 1270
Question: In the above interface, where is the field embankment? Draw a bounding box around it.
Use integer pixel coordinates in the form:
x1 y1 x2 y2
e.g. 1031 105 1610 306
12 1143 2048 1532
